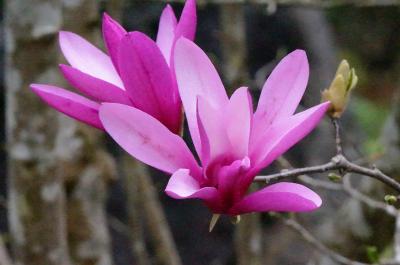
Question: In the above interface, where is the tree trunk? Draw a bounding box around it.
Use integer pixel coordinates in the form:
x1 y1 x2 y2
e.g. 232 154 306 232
61 2 121 265
6 1 121 265
6 0 71 264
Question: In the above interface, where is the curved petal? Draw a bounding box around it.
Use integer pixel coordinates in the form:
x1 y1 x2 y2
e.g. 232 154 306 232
253 102 330 168
60 64 131 105
226 87 253 158
230 182 322 215
253 50 309 132
59 31 123 88
238 102 329 195
30 84 103 129
156 4 177 63
217 157 250 200
118 31 181 133
99 103 200 175
102 13 126 71
165 169 218 201
196 96 230 165
174 38 228 155
175 0 197 41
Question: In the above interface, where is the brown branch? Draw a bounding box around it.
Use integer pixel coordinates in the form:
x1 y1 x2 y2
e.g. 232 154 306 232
333 118 343 156
154 0 400 7
255 154 400 193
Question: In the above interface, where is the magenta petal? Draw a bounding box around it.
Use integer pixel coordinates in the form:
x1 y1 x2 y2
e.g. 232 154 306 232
165 169 218 201
59 31 123 88
175 0 197 41
30 84 103 129
156 5 178 63
226 87 252 158
174 38 229 155
230 182 322 215
99 103 200 175
217 157 250 198
118 32 181 133
102 13 127 71
60 64 131 105
254 50 309 126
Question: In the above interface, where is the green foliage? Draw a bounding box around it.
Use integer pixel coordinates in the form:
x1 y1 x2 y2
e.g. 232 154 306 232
366 245 379 264
352 97 389 155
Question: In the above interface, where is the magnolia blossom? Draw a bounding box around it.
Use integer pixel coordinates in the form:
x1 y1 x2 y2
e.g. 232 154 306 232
99 38 330 215
30 0 196 134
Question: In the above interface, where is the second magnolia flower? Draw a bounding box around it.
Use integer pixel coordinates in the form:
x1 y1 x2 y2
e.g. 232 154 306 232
100 38 330 215
30 0 196 134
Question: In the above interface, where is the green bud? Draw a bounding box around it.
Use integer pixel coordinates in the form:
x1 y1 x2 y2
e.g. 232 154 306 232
384 195 397 205
321 59 358 118
328 173 342 182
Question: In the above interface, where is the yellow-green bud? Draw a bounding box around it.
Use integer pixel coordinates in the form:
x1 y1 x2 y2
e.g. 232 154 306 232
322 60 358 118
384 195 397 205
328 173 342 182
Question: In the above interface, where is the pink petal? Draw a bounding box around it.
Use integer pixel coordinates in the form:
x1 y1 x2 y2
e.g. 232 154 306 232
230 182 322 215
30 84 103 129
226 87 253 158
59 31 123 88
60 64 131 105
102 13 127 71
238 102 329 195
174 38 228 155
156 5 178 63
118 32 181 133
99 103 200 175
252 50 309 144
175 0 197 41
165 169 218 201
196 96 230 165
253 102 330 169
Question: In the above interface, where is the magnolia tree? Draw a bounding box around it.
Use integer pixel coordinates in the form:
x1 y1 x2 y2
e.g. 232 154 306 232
4 0 400 264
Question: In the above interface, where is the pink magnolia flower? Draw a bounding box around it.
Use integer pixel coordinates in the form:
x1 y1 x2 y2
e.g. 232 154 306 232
30 0 196 134
99 38 330 216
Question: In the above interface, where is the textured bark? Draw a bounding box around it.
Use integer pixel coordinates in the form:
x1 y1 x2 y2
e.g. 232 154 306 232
135 161 182 265
234 213 263 265
6 1 119 265
61 2 120 265
219 4 249 92
6 0 71 264
122 156 151 265
122 155 182 265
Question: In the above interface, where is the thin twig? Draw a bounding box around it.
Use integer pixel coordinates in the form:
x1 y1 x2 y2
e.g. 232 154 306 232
342 174 397 216
333 118 343 156
281 217 370 265
255 154 400 193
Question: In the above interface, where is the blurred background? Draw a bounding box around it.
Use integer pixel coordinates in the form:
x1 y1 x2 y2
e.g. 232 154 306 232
3 0 400 265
